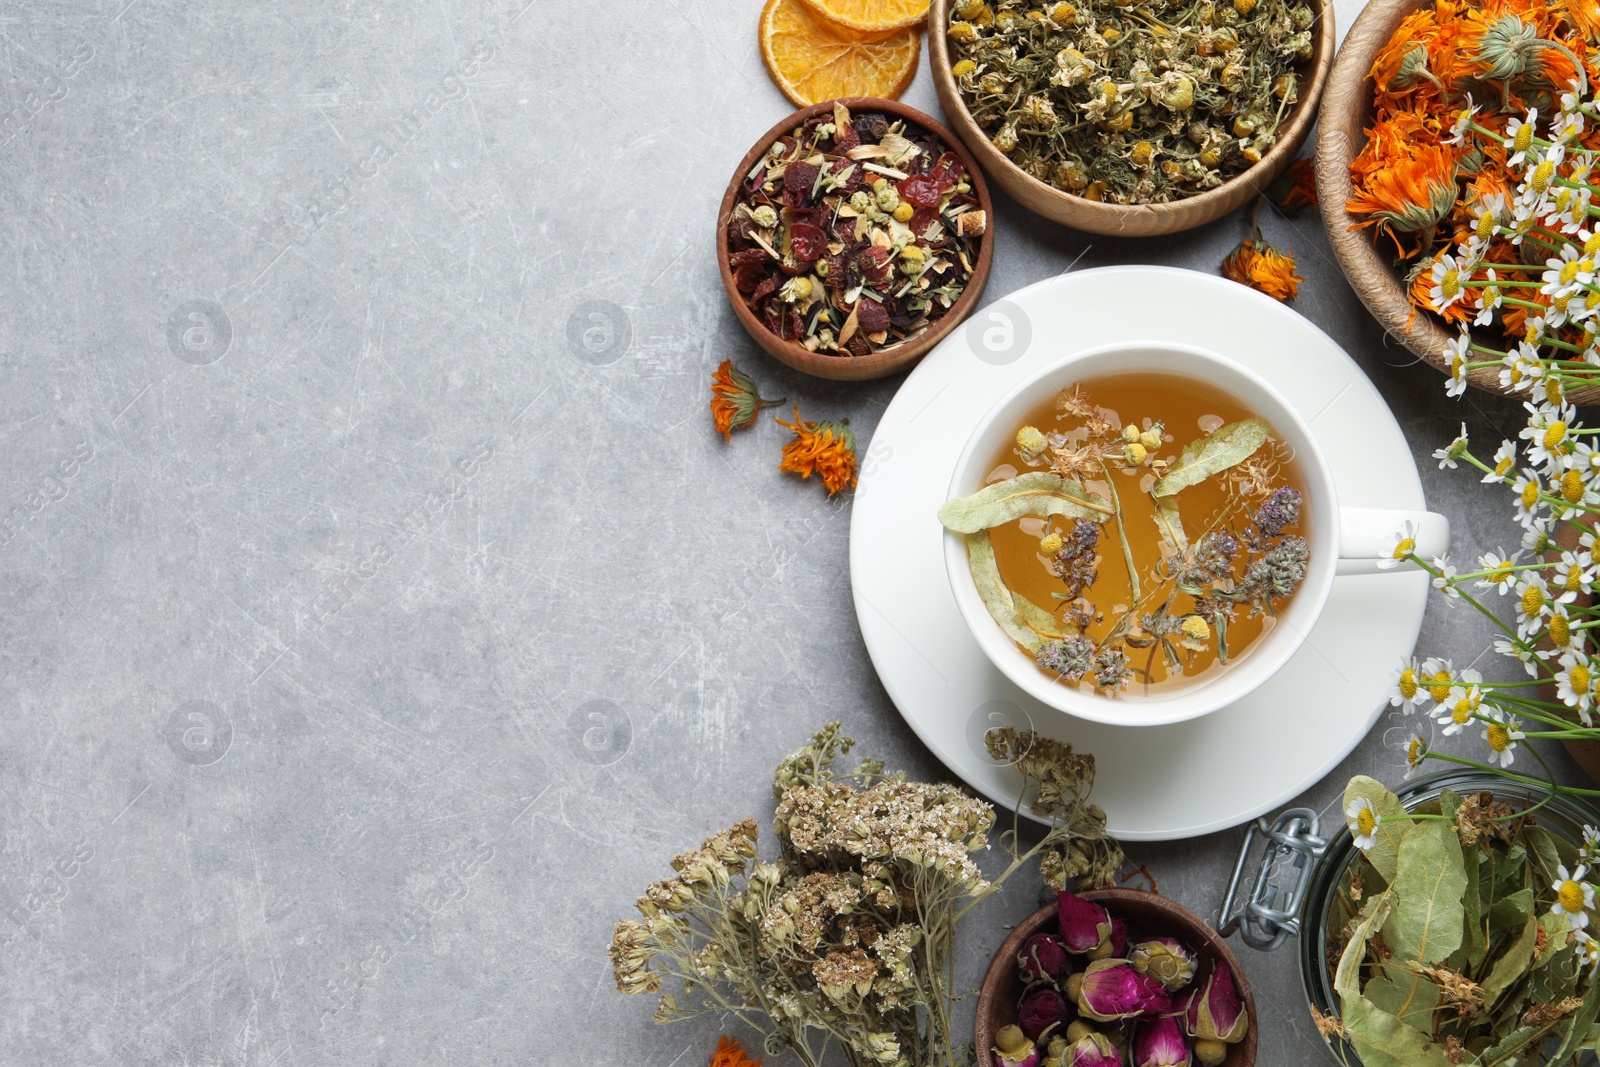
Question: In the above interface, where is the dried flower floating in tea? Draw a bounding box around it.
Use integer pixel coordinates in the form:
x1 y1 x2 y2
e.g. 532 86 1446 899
946 0 1316 204
727 102 984 357
710 359 785 441
940 378 1311 696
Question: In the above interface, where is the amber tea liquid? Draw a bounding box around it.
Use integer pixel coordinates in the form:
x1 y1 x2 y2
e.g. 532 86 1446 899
984 372 1311 697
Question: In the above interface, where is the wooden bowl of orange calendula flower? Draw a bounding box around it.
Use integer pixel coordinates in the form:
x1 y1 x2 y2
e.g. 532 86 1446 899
1316 0 1600 404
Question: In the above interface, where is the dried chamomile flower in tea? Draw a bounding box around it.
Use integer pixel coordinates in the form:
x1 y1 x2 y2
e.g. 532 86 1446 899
946 0 1317 204
727 101 985 357
939 375 1311 697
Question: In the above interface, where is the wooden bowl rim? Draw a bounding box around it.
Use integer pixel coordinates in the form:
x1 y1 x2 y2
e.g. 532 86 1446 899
926 0 1336 235
973 889 1259 1067
1314 0 1600 404
715 96 996 380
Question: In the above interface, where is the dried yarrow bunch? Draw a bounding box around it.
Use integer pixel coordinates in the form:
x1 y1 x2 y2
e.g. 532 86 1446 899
946 0 1315 204
609 723 1123 1067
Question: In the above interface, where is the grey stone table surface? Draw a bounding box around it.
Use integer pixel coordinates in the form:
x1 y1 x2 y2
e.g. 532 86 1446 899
0 1 1585 1065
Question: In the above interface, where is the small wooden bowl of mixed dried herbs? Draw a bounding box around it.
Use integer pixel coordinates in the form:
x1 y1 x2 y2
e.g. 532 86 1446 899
929 0 1334 237
717 98 995 381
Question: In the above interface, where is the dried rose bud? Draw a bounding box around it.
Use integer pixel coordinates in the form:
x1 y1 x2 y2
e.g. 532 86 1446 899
1065 1032 1123 1067
1101 916 1129 961
1019 932 1072 982
1184 965 1249 1044
1019 985 1072 1042
1074 959 1173 1022
1135 1017 1192 1067
995 1024 1042 1067
1058 891 1113 955
1129 936 1198 991
1191 1040 1226 1067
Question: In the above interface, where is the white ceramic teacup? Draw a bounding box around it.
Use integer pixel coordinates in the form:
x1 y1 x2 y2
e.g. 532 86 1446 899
943 341 1450 727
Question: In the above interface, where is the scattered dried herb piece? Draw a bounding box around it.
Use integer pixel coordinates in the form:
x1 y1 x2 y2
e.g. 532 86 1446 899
727 101 984 357
775 405 858 494
946 0 1316 204
710 359 785 441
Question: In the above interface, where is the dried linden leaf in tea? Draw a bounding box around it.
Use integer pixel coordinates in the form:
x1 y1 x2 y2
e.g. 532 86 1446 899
939 374 1312 696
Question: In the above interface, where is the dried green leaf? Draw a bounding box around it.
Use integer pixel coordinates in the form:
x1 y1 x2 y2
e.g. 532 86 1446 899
1344 776 1412 883
1525 825 1567 884
938 472 1112 533
1464 850 1486 971
1340 994 1455 1067
966 531 1041 652
1489 888 1534 938
1552 969 1600 1063
1152 418 1269 498
1387 817 1467 966
1336 893 1392 1000
1153 493 1187 555
1363 973 1440 1028
1483 917 1540 1002
1013 590 1072 640
1480 1025 1546 1066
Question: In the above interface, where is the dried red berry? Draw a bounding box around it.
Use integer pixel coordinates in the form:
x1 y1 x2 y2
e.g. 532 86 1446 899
784 162 821 200
734 263 768 294
855 298 891 334
899 175 942 208
729 248 768 268
788 223 827 263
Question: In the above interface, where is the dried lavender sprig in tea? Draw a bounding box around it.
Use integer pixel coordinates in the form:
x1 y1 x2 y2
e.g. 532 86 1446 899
939 378 1312 696
947 0 1316 204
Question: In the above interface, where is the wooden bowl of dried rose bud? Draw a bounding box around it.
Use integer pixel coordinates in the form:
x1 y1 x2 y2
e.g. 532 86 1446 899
975 889 1258 1067
717 97 995 382
928 0 1334 237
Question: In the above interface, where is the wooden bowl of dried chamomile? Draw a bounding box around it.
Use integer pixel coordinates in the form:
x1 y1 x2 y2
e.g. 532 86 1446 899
928 0 1334 237
717 97 994 382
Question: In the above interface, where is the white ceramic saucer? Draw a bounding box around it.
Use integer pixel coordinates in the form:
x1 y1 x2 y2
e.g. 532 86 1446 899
850 265 1430 841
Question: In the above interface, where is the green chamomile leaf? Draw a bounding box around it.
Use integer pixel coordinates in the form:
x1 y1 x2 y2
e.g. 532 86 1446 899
966 531 1042 652
1387 817 1467 966
1344 776 1412 883
1152 418 1270 498
938 472 1112 534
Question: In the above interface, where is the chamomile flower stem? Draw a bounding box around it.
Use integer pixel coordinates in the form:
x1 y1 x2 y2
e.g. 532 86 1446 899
1409 553 1525 645
1421 750 1600 797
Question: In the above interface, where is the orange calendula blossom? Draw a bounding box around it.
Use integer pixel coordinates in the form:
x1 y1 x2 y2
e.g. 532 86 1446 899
1347 141 1459 254
1221 236 1304 302
708 1036 762 1067
775 405 858 494
711 359 783 442
1266 158 1318 211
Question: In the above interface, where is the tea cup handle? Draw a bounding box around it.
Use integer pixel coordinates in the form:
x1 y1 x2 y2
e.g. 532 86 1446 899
1336 507 1451 576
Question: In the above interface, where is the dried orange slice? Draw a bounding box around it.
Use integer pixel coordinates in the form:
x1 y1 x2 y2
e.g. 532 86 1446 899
759 0 921 107
797 0 929 33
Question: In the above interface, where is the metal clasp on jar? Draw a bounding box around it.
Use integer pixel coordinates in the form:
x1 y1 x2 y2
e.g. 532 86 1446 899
1215 807 1328 950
